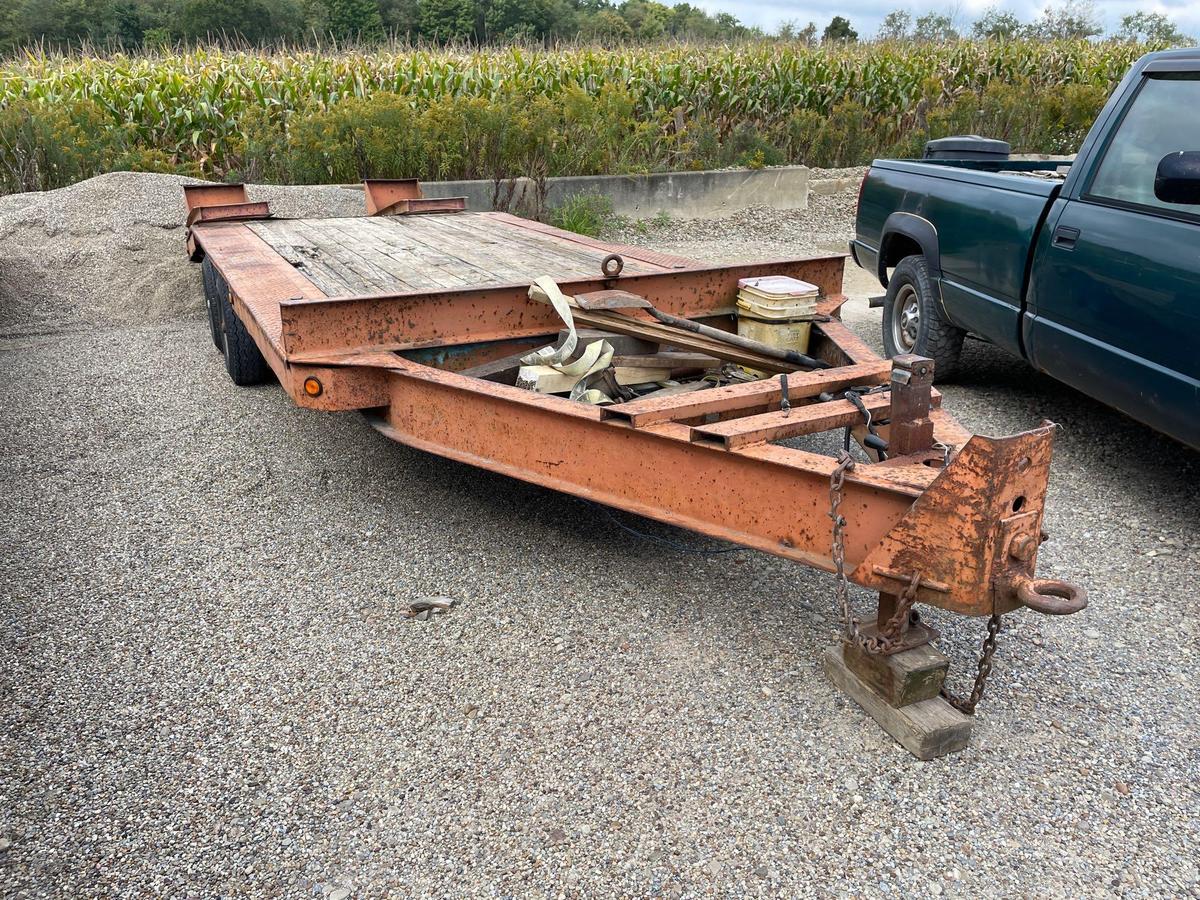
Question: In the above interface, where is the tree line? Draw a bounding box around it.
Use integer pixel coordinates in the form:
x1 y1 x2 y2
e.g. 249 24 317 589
2 0 760 47
0 0 1192 49
872 3 1190 44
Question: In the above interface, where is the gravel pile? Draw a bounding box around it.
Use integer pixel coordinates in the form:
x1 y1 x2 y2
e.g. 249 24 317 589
2 172 1198 898
0 172 368 335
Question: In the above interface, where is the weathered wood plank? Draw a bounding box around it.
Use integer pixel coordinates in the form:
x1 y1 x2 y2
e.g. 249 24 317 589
250 220 370 297
488 212 698 270
823 646 972 760
428 213 620 277
403 215 539 283
459 213 663 275
690 392 894 449
842 640 950 708
332 218 484 286
295 220 404 294
483 212 668 274
603 360 892 427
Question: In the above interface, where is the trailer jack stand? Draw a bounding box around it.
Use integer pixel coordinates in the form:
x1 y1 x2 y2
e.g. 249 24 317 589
827 580 1085 759
818 589 961 759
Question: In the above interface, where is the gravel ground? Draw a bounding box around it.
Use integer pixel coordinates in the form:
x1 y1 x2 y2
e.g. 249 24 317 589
2 173 1198 898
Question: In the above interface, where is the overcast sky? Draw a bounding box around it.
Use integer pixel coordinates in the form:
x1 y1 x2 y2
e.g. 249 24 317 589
694 0 1200 39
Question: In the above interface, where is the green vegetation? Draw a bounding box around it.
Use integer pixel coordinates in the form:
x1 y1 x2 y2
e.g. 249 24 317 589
548 191 617 236
0 40 1163 195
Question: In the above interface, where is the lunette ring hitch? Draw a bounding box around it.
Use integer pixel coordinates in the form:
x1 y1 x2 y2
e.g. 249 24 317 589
1013 577 1089 616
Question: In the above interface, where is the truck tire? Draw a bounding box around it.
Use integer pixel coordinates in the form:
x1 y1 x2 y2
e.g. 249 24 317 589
882 255 965 381
201 256 225 351
218 287 271 386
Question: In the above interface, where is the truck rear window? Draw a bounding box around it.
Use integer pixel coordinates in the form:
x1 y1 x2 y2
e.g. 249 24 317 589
1088 74 1200 215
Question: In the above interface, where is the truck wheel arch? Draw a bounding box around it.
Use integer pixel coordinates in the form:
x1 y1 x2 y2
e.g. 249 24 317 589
878 213 941 287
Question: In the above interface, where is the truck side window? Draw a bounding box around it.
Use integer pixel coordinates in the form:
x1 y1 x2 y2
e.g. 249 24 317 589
1088 74 1200 214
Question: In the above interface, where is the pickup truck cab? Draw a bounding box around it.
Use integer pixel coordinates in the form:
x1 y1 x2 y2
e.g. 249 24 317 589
851 48 1200 449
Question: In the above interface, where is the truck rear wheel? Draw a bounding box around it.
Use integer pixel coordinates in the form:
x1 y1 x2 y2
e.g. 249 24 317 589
882 255 965 381
218 287 271 386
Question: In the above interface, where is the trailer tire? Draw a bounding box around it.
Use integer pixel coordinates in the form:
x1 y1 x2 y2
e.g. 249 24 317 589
218 288 271 386
882 255 965 381
201 256 226 352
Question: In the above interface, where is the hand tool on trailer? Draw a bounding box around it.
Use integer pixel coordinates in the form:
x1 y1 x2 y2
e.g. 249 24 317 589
534 278 831 372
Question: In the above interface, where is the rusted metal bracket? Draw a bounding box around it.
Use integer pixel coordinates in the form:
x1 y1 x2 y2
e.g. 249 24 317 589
888 354 935 456
182 184 272 260
364 179 467 216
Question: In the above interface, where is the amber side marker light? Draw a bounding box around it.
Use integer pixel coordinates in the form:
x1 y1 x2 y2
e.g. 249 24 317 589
303 377 323 397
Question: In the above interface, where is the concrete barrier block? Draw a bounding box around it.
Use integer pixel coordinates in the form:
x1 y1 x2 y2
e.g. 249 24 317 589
420 166 810 220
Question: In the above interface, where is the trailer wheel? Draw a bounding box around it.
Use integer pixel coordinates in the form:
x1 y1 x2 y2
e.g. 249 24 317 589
218 288 271 386
200 256 225 352
882 255 965 381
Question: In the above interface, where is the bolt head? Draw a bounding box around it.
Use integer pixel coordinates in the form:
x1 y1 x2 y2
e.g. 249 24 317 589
1010 534 1037 562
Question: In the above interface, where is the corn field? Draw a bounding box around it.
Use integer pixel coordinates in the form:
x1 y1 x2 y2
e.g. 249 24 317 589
0 41 1158 192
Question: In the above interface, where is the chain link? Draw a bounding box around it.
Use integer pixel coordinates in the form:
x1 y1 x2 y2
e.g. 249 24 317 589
858 574 920 654
828 451 858 643
940 613 1003 715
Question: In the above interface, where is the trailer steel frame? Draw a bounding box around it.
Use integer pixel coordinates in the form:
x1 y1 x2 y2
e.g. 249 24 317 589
183 181 1086 758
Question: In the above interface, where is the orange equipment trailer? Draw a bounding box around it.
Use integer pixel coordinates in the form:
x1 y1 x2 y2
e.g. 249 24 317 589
183 180 1086 759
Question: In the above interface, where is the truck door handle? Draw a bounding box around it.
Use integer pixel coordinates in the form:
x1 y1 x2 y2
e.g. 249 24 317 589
1052 226 1080 249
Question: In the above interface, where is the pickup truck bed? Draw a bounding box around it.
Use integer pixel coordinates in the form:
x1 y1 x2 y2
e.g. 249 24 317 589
855 159 1069 359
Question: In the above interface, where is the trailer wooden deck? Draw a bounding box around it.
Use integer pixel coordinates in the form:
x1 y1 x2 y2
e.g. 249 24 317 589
181 179 1087 759
245 211 677 298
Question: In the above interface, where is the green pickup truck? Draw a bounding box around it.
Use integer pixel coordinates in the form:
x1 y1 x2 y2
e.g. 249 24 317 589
851 48 1200 449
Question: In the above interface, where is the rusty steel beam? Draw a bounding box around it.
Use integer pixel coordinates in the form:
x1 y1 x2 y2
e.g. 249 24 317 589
359 359 1060 617
689 391 914 450
373 362 917 569
277 257 846 358
363 178 422 214
602 361 892 428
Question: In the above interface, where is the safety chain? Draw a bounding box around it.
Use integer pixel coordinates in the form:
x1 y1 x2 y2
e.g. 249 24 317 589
940 613 1003 715
829 452 918 655
828 451 858 643
858 573 920 655
829 450 1004 714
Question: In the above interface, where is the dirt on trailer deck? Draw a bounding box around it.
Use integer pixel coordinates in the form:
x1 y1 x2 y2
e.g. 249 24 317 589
2 172 1199 898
